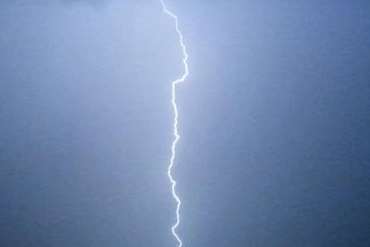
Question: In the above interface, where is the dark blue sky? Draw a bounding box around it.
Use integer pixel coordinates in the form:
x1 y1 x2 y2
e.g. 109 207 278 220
1 1 370 246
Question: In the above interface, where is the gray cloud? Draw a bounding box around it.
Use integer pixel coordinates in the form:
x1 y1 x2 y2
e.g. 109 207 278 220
0 0 112 7
60 0 112 7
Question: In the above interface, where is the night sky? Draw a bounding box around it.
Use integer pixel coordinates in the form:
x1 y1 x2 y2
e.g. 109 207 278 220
1 0 370 246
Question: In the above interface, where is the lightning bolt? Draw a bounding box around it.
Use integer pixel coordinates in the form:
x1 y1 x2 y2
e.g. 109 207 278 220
160 1 189 247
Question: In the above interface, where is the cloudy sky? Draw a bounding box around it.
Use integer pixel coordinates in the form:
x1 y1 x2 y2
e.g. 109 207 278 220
1 0 370 246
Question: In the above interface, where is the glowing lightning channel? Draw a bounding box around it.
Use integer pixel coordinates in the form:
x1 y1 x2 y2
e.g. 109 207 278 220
160 1 189 247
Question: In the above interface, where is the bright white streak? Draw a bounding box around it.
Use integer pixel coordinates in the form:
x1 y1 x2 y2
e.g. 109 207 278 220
159 1 189 247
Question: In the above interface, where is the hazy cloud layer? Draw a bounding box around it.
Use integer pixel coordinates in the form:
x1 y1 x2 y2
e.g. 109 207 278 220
0 0 112 6
61 0 112 6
